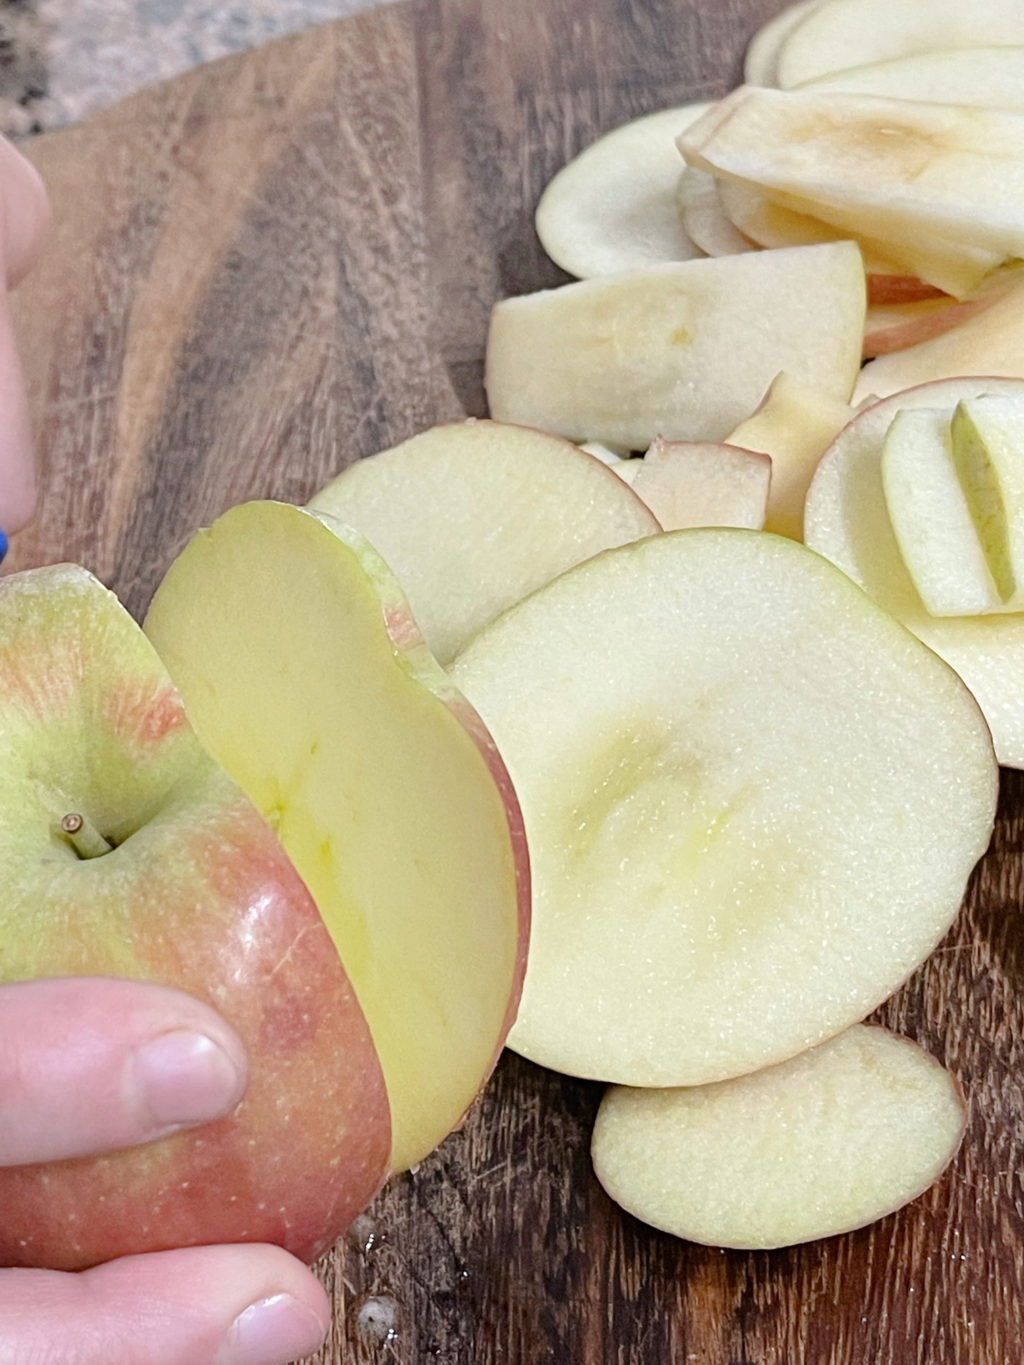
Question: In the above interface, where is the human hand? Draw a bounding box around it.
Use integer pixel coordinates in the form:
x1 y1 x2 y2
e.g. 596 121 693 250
0 132 51 542
0 977 330 1364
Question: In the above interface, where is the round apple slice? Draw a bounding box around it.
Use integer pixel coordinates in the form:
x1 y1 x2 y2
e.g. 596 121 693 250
592 1025 966 1249
308 420 660 666
145 502 530 1174
534 104 711 279
743 0 823 86
451 530 995 1087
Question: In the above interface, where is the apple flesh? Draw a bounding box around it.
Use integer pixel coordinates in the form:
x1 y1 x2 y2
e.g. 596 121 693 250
307 421 660 666
592 1025 965 1250
451 529 996 1087
803 375 1024 767
743 0 823 86
145 501 529 1174
801 45 1024 110
0 564 390 1270
485 243 866 448
950 395 1024 607
675 167 756 258
630 437 771 530
534 105 712 278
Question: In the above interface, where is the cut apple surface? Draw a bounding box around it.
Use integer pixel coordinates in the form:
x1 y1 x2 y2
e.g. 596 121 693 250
725 370 852 539
803 376 1024 766
774 0 1024 88
950 395 1024 607
592 1025 966 1250
451 529 995 1087
307 421 660 666
485 243 865 448
0 564 390 1269
534 105 710 278
145 501 529 1174
801 46 1024 110
743 0 823 86
631 438 770 530
675 167 756 257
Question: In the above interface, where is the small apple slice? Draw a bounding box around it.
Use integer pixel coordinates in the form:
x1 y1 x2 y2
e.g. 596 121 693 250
881 407 1001 616
485 243 866 449
855 272 1024 403
591 1025 965 1250
950 394 1024 605
743 0 824 86
725 370 853 539
0 564 390 1270
631 437 771 530
675 167 757 257
801 46 1024 110
863 292 1006 359
145 501 529 1174
534 105 711 278
451 529 996 1087
775 0 1024 88
308 421 660 665
803 376 1024 766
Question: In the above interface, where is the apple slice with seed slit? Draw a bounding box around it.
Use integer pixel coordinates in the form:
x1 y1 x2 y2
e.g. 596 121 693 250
592 1025 966 1249
145 501 530 1174
451 529 995 1087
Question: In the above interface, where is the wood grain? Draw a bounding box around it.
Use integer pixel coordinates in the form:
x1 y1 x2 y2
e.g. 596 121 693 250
6 1 1023 1361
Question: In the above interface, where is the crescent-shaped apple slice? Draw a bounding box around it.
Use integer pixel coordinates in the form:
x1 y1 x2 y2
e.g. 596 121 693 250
145 501 530 1174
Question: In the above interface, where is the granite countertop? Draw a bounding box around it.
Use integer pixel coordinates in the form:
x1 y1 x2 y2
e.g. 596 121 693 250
0 0 388 137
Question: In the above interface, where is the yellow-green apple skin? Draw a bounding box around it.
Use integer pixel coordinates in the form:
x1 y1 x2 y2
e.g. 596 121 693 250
0 564 390 1270
144 501 530 1174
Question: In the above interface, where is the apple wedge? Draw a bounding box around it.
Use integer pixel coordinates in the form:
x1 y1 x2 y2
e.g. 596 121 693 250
801 46 1024 110
0 564 390 1270
775 0 1024 88
881 407 1001 616
485 243 866 448
534 105 711 278
308 421 660 665
675 167 756 257
592 1025 965 1250
950 394 1024 607
630 437 771 530
145 501 529 1174
725 370 852 539
863 293 1006 359
451 529 996 1087
743 0 823 86
803 376 1024 766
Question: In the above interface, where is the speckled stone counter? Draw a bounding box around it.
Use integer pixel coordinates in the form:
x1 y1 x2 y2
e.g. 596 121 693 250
0 0 390 136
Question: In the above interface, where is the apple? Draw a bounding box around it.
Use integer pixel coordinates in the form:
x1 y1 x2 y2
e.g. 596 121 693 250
773 0 1024 89
307 420 660 666
950 394 1024 605
629 437 771 530
450 528 996 1088
675 166 757 257
855 272 1024 402
863 291 1006 359
0 563 391 1270
880 407 1001 616
534 105 712 278
485 243 866 448
743 0 823 86
591 1024 966 1250
144 500 530 1174
803 375 1024 766
725 370 852 539
800 45 1024 109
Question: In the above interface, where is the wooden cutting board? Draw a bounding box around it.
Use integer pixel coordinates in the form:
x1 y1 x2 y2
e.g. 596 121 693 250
8 1 1024 1360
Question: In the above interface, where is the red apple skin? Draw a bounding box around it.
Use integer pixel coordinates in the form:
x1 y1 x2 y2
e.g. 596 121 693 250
867 274 948 306
0 567 391 1270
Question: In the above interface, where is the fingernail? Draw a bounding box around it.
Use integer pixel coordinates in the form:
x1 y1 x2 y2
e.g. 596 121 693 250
131 1029 246 1131
219 1294 328 1365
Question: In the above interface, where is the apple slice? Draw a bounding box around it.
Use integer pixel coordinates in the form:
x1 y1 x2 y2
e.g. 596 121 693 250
801 46 1024 110
145 501 529 1174
631 437 771 530
855 272 1024 403
725 370 852 539
675 167 757 257
950 394 1024 606
451 529 996 1087
307 421 660 665
803 376 1024 766
863 292 1006 359
534 105 711 278
0 564 390 1270
592 1025 965 1250
774 0 1024 88
881 407 1001 616
743 0 824 86
485 243 866 449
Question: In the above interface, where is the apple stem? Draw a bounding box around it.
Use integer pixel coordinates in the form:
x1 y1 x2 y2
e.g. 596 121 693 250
61 812 114 859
